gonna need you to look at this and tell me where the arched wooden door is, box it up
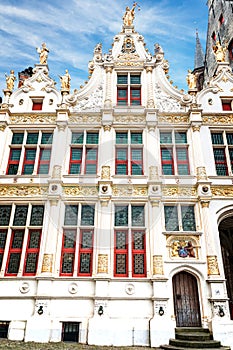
[173,271,201,327]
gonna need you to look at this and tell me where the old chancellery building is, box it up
[0,1,233,348]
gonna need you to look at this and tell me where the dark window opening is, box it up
[0,321,9,339]
[62,322,80,343]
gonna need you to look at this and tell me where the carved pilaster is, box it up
[145,64,155,108]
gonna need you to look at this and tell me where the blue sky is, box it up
[0,0,208,96]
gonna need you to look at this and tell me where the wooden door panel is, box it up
[173,271,201,327]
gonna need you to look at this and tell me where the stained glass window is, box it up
[62,253,74,274]
[79,253,92,273]
[164,206,179,231]
[132,206,144,226]
[81,230,93,248]
[64,205,78,226]
[28,230,41,248]
[63,230,76,248]
[0,206,12,226]
[13,206,28,226]
[116,230,127,249]
[7,253,21,274]
[11,230,24,248]
[24,253,38,273]
[115,206,128,226]
[30,206,44,226]
[181,206,196,231]
[116,254,127,275]
[81,205,94,226]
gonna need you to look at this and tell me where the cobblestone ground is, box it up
[0,340,159,350]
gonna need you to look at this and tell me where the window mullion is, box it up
[18,227,29,276]
[178,205,183,231]
[127,72,130,106]
[224,131,232,175]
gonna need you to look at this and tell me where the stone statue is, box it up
[5,70,16,91]
[37,42,49,64]
[59,69,71,90]
[186,69,197,89]
[123,3,137,26]
[213,41,226,62]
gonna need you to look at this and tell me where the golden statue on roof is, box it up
[123,2,138,26]
[5,70,16,91]
[37,42,49,64]
[213,41,226,62]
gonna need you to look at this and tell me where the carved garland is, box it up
[0,185,48,197]
[10,115,56,124]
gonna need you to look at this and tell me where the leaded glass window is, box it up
[181,206,196,231]
[71,132,84,144]
[164,206,179,231]
[132,206,144,226]
[81,205,94,226]
[30,206,44,226]
[211,131,233,175]
[13,206,28,226]
[79,253,92,274]
[115,206,128,226]
[64,205,78,226]
[26,133,39,144]
[116,132,128,144]
[160,130,189,175]
[86,132,99,144]
[117,73,141,106]
[7,131,53,176]
[7,253,21,274]
[62,253,74,274]
[0,206,12,226]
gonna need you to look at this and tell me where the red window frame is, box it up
[130,87,141,105]
[7,148,21,175]
[114,230,128,277]
[117,87,128,105]
[78,229,93,276]
[22,148,36,175]
[60,229,76,276]
[5,230,24,276]
[161,147,174,175]
[37,147,51,174]
[23,229,41,276]
[213,148,228,175]
[131,148,143,175]
[69,147,82,174]
[84,147,98,174]
[116,147,128,175]
[132,230,146,277]
[176,146,190,175]
[0,230,7,269]
[32,102,43,110]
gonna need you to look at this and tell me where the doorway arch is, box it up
[219,216,233,319]
[173,271,201,327]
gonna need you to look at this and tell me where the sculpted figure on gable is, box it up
[154,83,182,112]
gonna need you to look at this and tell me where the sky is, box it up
[0,0,208,97]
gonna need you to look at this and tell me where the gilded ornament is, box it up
[37,42,49,65]
[162,186,197,197]
[10,115,56,124]
[169,237,198,259]
[186,70,197,89]
[196,166,208,181]
[114,115,145,124]
[192,125,201,132]
[112,185,147,197]
[153,255,164,275]
[63,186,98,197]
[0,124,6,131]
[59,69,71,91]
[97,254,108,274]
[5,70,16,91]
[41,254,53,273]
[207,255,220,275]
[101,166,111,180]
[122,3,137,26]
[158,115,189,124]
[212,41,226,62]
[0,185,48,197]
[69,115,101,124]
[203,115,233,125]
[201,201,210,208]
[211,186,233,197]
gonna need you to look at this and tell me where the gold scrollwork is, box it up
[41,254,53,273]
[211,186,233,197]
[162,186,197,197]
[203,115,233,125]
[158,115,189,124]
[0,185,48,197]
[63,186,98,197]
[112,185,147,197]
[207,255,220,275]
[10,115,56,124]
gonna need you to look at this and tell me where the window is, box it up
[117,73,141,106]
[0,204,44,276]
[69,131,99,175]
[114,205,146,277]
[115,131,143,175]
[7,131,53,175]
[211,132,233,175]
[221,100,232,111]
[60,204,95,276]
[160,131,190,175]
[32,98,43,111]
[164,205,196,231]
[212,31,216,41]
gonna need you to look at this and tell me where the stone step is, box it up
[175,327,211,334]
[169,338,221,348]
[176,332,213,341]
[160,345,231,350]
